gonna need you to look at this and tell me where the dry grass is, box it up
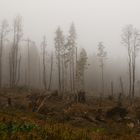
[1,89,140,139]
[0,109,140,140]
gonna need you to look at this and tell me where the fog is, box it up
[0,0,140,96]
[1,0,140,52]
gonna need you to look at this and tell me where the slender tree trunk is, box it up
[111,81,114,97]
[69,57,73,92]
[64,52,68,92]
[43,50,47,90]
[72,52,75,92]
[58,54,61,92]
[61,56,65,92]
[75,47,78,92]
[0,55,2,88]
[0,38,3,88]
[25,67,27,87]
[128,49,132,99]
[48,53,53,91]
[101,64,104,97]
[120,77,124,95]
[63,51,67,92]
[42,37,47,90]
[38,56,41,88]
[27,40,30,89]
[132,51,136,101]
[16,55,21,85]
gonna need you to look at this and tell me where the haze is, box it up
[0,0,140,55]
[0,0,140,95]
[1,1,140,138]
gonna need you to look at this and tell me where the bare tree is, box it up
[111,81,114,97]
[41,36,47,90]
[62,45,70,92]
[66,23,77,92]
[77,48,88,91]
[122,25,140,102]
[0,20,9,88]
[119,77,124,95]
[24,38,32,89]
[54,27,65,93]
[48,52,54,91]
[97,42,107,99]
[9,15,23,87]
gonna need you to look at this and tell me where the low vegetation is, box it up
[0,89,140,140]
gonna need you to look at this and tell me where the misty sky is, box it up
[0,0,140,60]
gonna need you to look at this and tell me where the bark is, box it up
[120,77,124,95]
[42,37,47,90]
[111,81,114,96]
[48,53,53,91]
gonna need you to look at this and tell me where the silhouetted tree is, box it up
[119,77,124,95]
[77,48,88,91]
[48,52,54,91]
[54,27,65,92]
[122,25,140,102]
[41,36,47,90]
[66,23,77,92]
[24,38,33,89]
[111,81,114,97]
[97,42,107,99]
[9,15,23,87]
[0,20,9,88]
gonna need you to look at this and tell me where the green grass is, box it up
[0,110,140,140]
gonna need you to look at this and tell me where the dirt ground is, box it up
[1,88,140,139]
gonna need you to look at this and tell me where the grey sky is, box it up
[0,0,140,59]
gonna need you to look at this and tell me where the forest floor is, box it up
[0,88,140,140]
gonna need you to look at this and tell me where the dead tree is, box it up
[76,48,88,91]
[78,91,86,103]
[120,77,124,95]
[122,25,140,102]
[41,36,47,90]
[63,47,69,92]
[111,81,114,97]
[48,52,54,91]
[8,98,12,107]
[23,38,32,89]
[0,20,9,88]
[54,27,65,93]
[9,15,23,87]
[66,23,77,92]
[97,42,107,99]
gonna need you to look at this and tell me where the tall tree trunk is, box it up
[132,51,136,102]
[0,38,3,88]
[48,53,53,91]
[27,40,30,89]
[43,51,47,90]
[72,53,75,92]
[69,57,73,92]
[128,54,132,99]
[58,54,61,92]
[111,81,114,97]
[120,77,124,95]
[101,64,104,98]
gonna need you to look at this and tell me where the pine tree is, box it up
[54,27,65,93]
[77,48,88,91]
[66,23,77,92]
[97,42,107,99]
